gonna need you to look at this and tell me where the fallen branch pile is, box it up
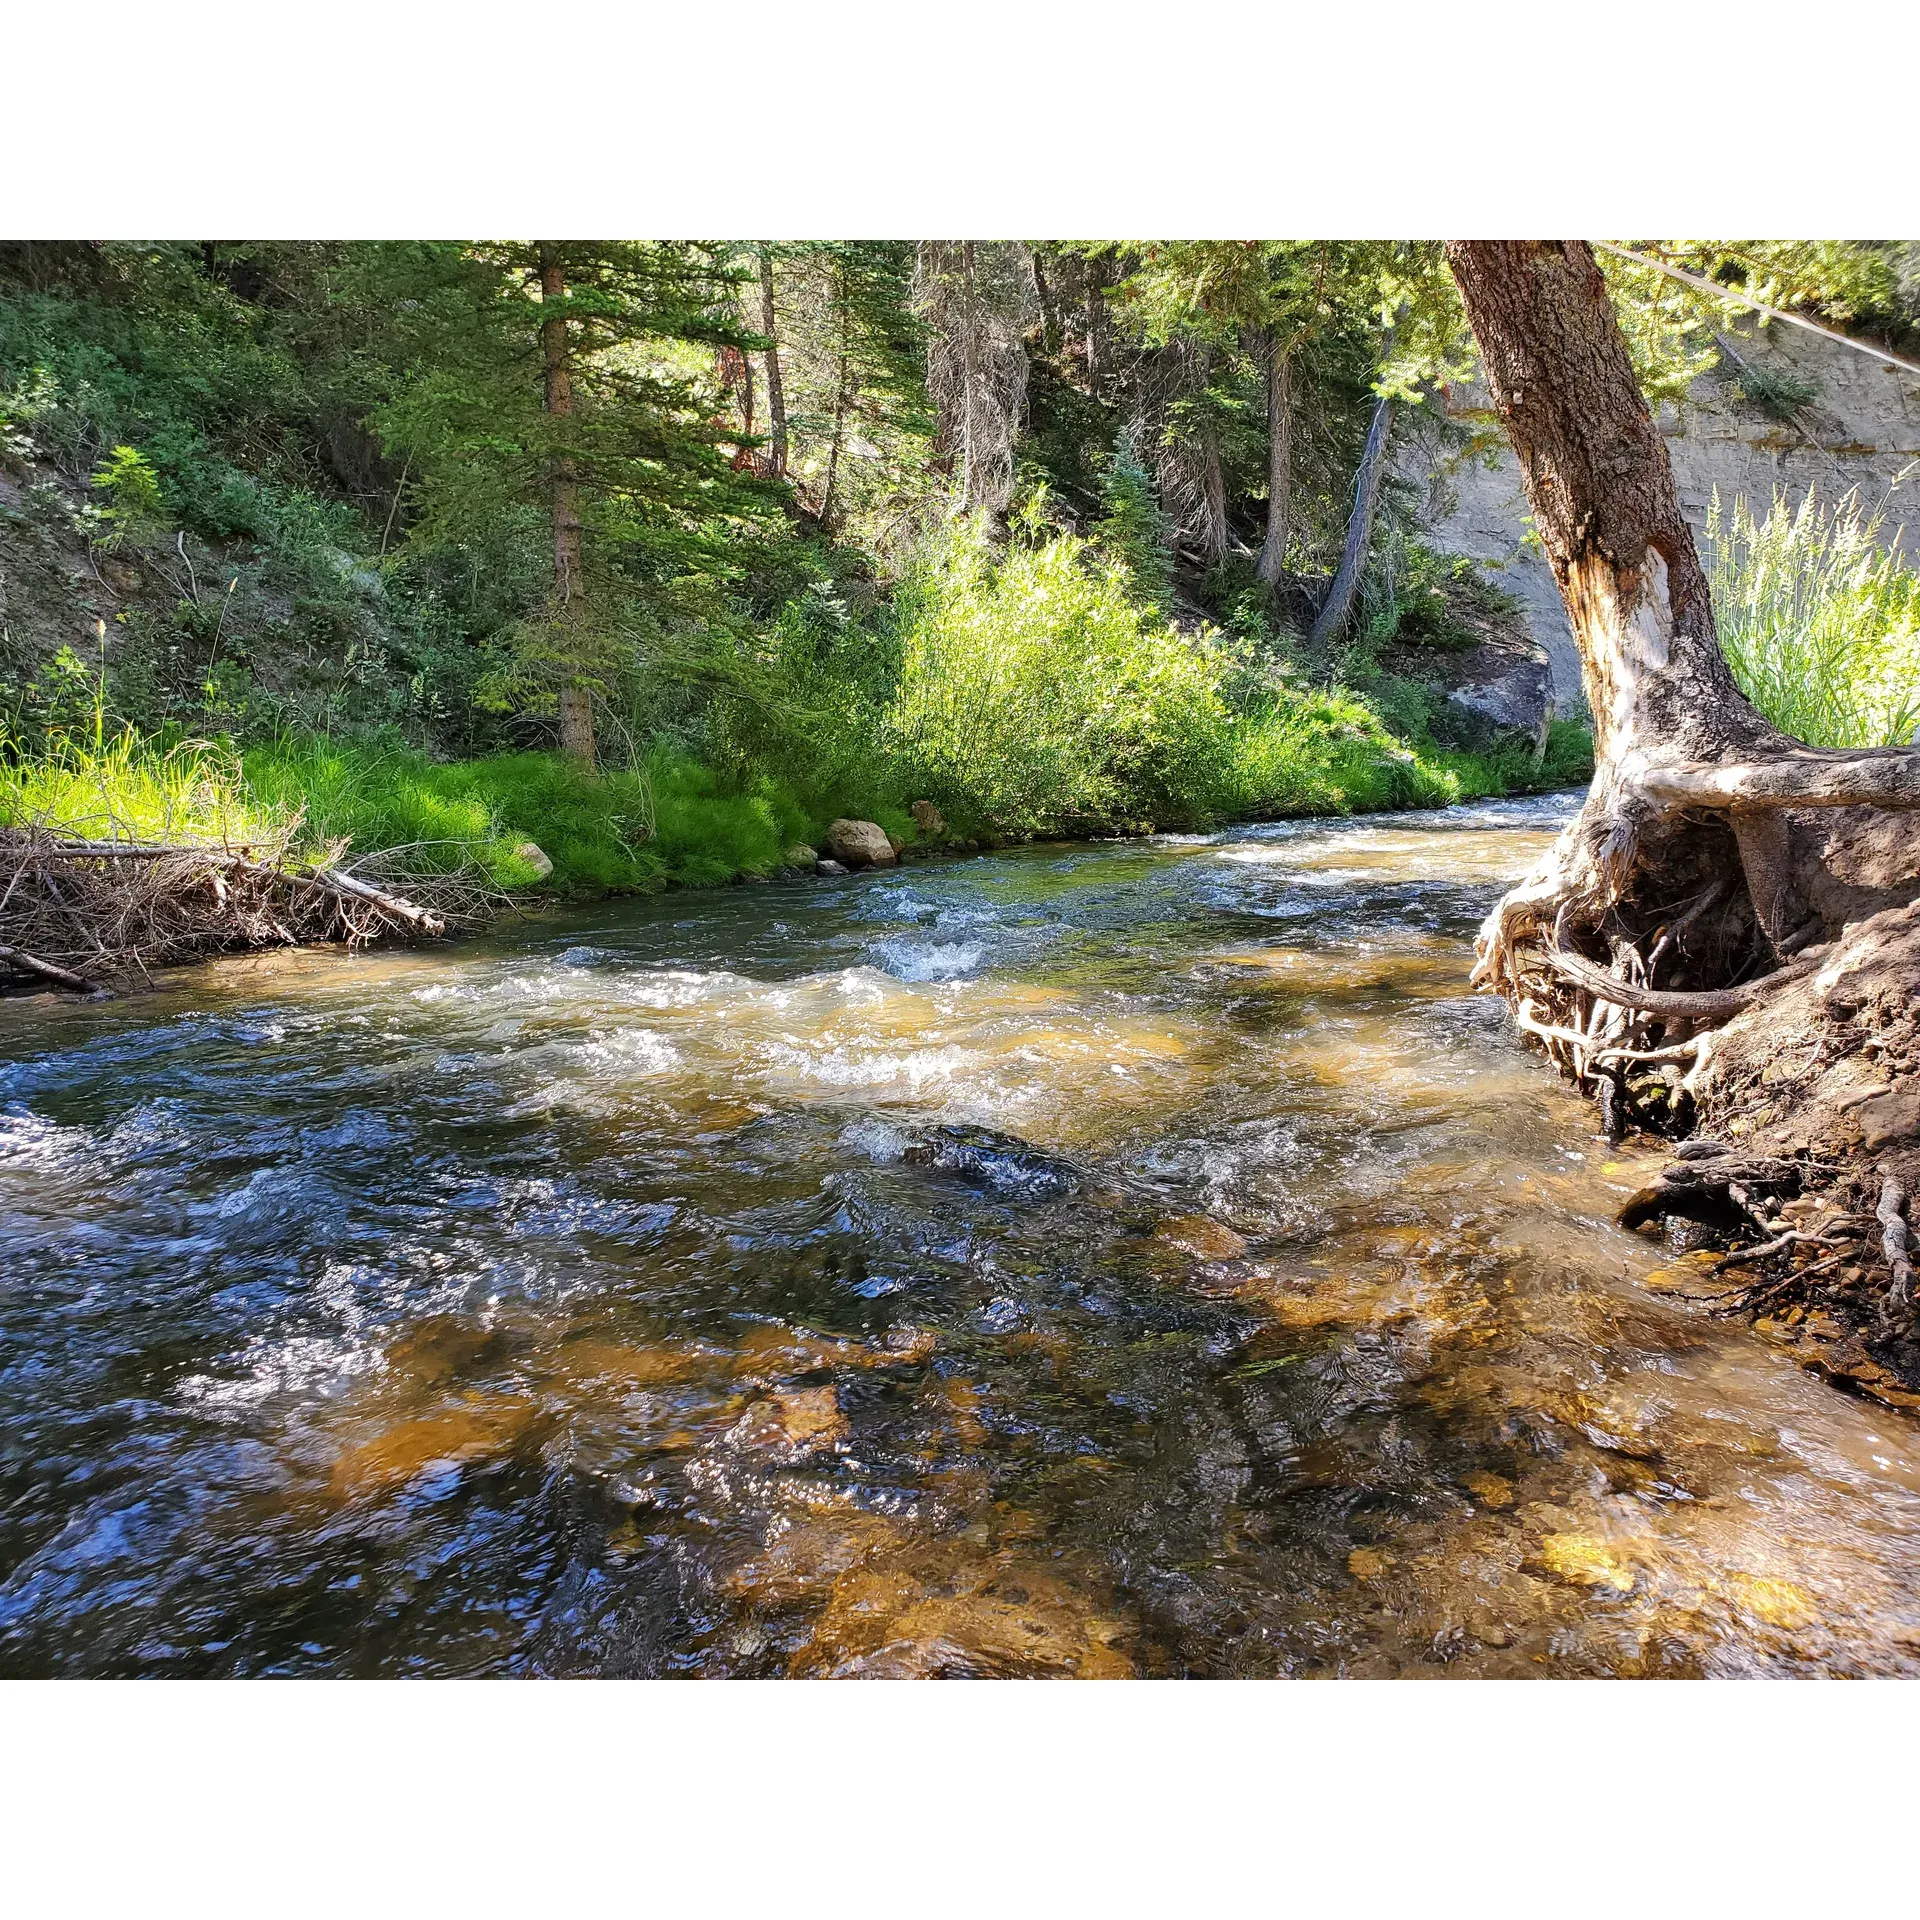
[0,822,475,994]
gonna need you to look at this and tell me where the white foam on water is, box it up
[766,1040,977,1093]
[617,968,748,1010]
[873,938,986,983]
[580,1028,681,1074]
[839,1116,914,1162]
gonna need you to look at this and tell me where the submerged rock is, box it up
[326,1395,539,1502]
[1150,1215,1249,1261]
[826,818,897,870]
[901,1124,1088,1198]
[726,1384,850,1462]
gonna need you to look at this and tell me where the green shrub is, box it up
[89,444,164,547]
[1708,486,1920,747]
[883,518,1231,831]
[1364,535,1514,652]
[1735,363,1819,422]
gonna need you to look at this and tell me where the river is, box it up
[3,791,1918,1676]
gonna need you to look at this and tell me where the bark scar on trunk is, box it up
[1446,239,1920,1373]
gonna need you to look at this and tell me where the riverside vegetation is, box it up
[2,241,1916,988]
[8,238,1920,1677]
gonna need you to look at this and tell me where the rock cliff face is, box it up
[1412,320,1920,714]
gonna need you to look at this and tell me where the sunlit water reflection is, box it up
[4,792,1919,1675]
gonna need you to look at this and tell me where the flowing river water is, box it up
[5,791,1920,1678]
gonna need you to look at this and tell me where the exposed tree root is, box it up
[0,825,485,994]
[1443,239,1920,1410]
[1492,811,1920,1404]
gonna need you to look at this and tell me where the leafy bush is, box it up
[880,519,1586,835]
[883,518,1230,831]
[1708,486,1920,747]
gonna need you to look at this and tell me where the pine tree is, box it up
[371,241,770,766]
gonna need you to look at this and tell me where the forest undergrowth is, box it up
[16,239,1911,977]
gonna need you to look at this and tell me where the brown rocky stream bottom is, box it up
[4,792,1920,1677]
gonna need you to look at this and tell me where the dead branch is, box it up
[0,824,460,992]
[1877,1175,1914,1322]
[0,942,99,992]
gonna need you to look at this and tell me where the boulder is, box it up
[510,840,554,880]
[826,818,897,870]
[783,843,818,871]
[1442,639,1552,752]
[909,799,947,838]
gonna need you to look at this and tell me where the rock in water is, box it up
[901,1124,1087,1198]
[511,840,554,880]
[725,1384,849,1462]
[910,800,946,838]
[826,819,898,869]
[815,858,849,877]
[1443,638,1552,752]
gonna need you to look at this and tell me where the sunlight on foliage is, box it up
[1709,486,1920,748]
[0,726,284,848]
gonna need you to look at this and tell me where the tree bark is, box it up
[821,327,851,531]
[1198,422,1229,569]
[1444,242,1920,1346]
[1309,393,1392,646]
[539,244,595,769]
[1255,328,1293,595]
[1445,242,1772,775]
[758,247,788,482]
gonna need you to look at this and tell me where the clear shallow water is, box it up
[4,792,1920,1677]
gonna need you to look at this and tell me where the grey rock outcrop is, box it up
[1407,318,1920,715]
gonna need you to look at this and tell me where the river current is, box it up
[4,791,1918,1676]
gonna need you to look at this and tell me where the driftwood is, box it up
[0,826,462,993]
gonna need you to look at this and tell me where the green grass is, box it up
[1709,486,1920,748]
[2,514,1596,913]
[242,738,661,890]
[0,726,285,848]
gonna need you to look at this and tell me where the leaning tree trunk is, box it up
[758,247,788,482]
[539,245,595,769]
[1447,240,1920,1356]
[1254,328,1293,596]
[1309,392,1392,646]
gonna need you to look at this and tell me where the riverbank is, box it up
[0,720,1594,995]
